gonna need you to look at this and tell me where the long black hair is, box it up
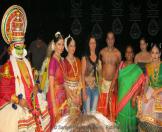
[84,34,99,58]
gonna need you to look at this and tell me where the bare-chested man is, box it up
[97,31,121,121]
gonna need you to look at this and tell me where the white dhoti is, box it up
[0,93,50,132]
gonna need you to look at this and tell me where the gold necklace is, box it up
[151,63,160,82]
[54,55,65,74]
[67,57,78,78]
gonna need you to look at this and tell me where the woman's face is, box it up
[140,39,147,51]
[55,39,64,55]
[125,46,134,62]
[89,38,96,52]
[151,46,161,62]
[67,40,76,55]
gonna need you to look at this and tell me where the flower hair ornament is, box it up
[55,31,62,38]
[151,42,162,49]
[64,35,71,51]
[51,40,55,51]
[64,34,75,51]
[52,31,62,51]
[159,43,162,49]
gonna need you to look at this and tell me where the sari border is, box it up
[137,96,162,127]
[138,115,162,127]
[116,74,145,115]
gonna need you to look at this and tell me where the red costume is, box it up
[0,5,50,132]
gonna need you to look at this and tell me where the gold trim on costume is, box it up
[100,79,111,93]
[138,115,162,126]
[0,65,13,78]
[137,96,162,126]
[17,60,31,87]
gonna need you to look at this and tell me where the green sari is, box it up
[116,63,144,132]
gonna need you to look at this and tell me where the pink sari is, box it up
[47,57,67,130]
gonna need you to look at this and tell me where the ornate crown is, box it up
[1,5,27,45]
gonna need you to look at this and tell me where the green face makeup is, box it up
[14,45,25,56]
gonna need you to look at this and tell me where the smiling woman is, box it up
[137,44,162,132]
[46,32,67,130]
[63,35,82,115]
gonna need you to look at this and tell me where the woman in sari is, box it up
[47,32,67,129]
[63,35,82,115]
[116,45,145,132]
[137,44,162,132]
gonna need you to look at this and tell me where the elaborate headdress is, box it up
[1,5,27,46]
[64,34,75,51]
[55,31,62,39]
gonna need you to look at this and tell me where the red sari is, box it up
[47,57,67,129]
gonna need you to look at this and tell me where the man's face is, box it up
[106,32,115,47]
[14,45,25,57]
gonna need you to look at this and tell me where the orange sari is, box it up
[64,57,82,115]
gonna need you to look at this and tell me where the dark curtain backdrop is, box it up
[0,0,162,59]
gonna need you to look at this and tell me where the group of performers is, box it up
[0,5,162,132]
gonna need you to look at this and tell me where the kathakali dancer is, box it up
[0,5,50,132]
[63,35,82,115]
